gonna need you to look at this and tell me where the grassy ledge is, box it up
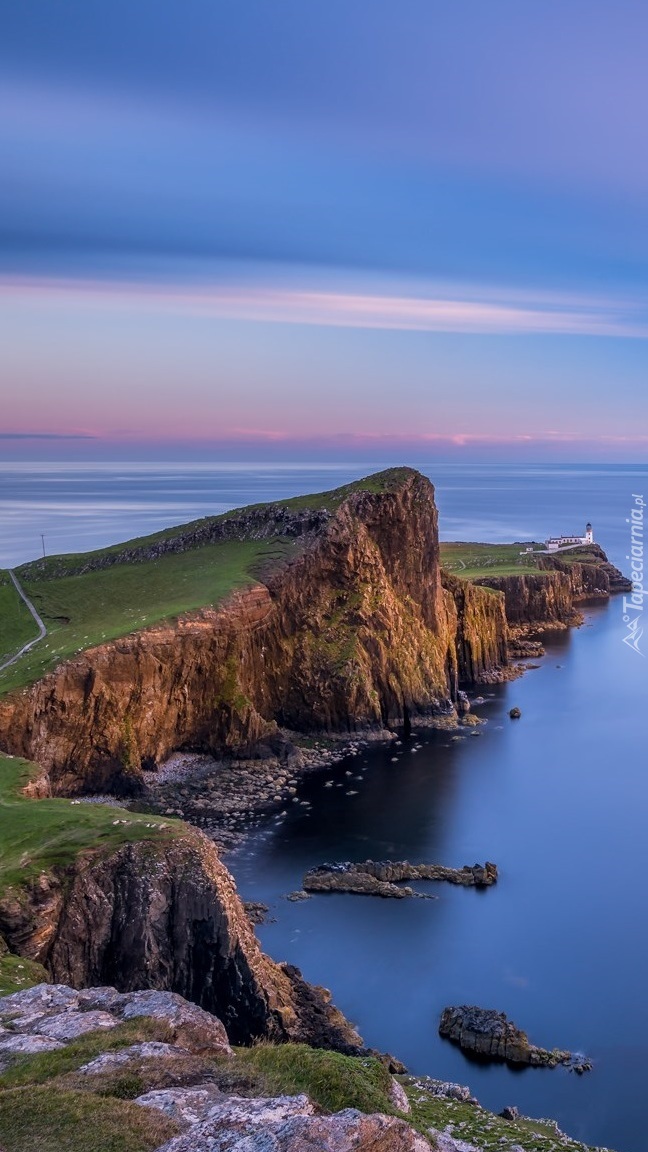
[440,541,545,579]
[0,754,182,893]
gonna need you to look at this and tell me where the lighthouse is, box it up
[585,522,593,544]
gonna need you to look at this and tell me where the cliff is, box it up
[473,545,630,628]
[0,473,631,796]
[0,470,460,794]
[0,819,360,1052]
[441,573,508,682]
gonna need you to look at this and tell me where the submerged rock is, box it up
[439,1005,592,1072]
[303,860,497,897]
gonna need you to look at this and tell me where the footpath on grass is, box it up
[0,572,47,674]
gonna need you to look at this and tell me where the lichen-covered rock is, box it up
[0,1032,64,1067]
[114,990,231,1056]
[78,1042,186,1074]
[149,1094,431,1152]
[33,1008,118,1041]
[135,1085,227,1126]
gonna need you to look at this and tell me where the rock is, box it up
[134,1085,226,1126]
[0,982,79,1024]
[303,860,497,897]
[508,707,521,719]
[0,1032,64,1066]
[243,901,271,925]
[0,832,363,1055]
[427,1132,482,1152]
[115,990,232,1057]
[149,1092,430,1152]
[78,1042,186,1074]
[439,1006,591,1071]
[34,1009,119,1042]
[388,1076,411,1113]
[499,1105,519,1120]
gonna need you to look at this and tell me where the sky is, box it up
[2,1,648,461]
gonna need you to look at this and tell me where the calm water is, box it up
[1,461,647,1151]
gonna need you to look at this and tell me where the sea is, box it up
[1,460,647,1152]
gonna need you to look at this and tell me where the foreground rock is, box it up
[148,1093,430,1152]
[303,861,497,898]
[0,983,232,1068]
[0,981,429,1151]
[439,1006,592,1072]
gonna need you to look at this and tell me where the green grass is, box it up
[232,1042,395,1115]
[440,541,544,580]
[0,1019,175,1086]
[0,951,48,996]
[0,1086,179,1152]
[405,1078,606,1152]
[0,574,39,663]
[0,755,182,891]
[0,1028,613,1152]
[0,538,294,696]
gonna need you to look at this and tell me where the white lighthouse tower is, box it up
[585,522,593,544]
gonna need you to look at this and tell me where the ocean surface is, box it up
[1,461,647,1152]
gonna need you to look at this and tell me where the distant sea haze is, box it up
[1,460,646,570]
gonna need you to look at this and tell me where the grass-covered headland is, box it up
[0,468,414,697]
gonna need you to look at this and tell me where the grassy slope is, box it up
[0,468,412,698]
[0,538,294,696]
[0,755,181,892]
[440,541,544,579]
[0,574,39,662]
[0,1031,609,1152]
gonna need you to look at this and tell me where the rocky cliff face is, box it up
[0,827,360,1052]
[441,574,509,682]
[0,471,460,793]
[473,547,630,628]
[473,570,578,627]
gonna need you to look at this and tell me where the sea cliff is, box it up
[0,470,460,793]
[0,470,630,795]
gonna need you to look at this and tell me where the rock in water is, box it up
[438,1006,592,1071]
[303,860,497,897]
[509,706,521,719]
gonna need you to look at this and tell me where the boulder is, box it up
[149,1094,431,1152]
[115,990,232,1057]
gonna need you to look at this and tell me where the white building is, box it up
[545,523,593,551]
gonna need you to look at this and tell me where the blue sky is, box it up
[2,1,648,459]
